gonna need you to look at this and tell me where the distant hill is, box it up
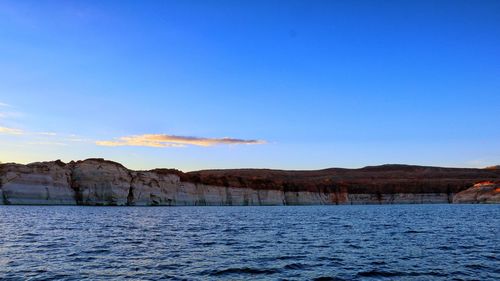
[180,164,500,194]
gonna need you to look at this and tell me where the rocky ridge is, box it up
[0,159,499,205]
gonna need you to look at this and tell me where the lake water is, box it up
[0,204,498,280]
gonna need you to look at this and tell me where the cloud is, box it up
[0,127,60,137]
[36,132,57,136]
[0,126,23,135]
[0,102,10,107]
[66,137,91,142]
[26,141,68,146]
[96,134,266,148]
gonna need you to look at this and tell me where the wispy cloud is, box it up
[0,126,23,135]
[0,103,90,147]
[66,137,91,142]
[26,141,68,146]
[0,127,60,137]
[36,132,57,136]
[0,111,23,119]
[96,134,266,148]
[465,158,500,168]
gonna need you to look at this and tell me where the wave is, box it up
[207,267,280,276]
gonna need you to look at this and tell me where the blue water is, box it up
[0,205,498,280]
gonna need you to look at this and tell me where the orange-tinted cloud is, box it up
[96,134,266,148]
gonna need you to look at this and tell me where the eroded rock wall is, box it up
[70,159,132,205]
[129,171,180,206]
[0,161,75,205]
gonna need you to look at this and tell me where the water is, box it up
[0,205,498,280]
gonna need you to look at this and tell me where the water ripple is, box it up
[0,204,498,280]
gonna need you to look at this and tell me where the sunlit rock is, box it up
[453,181,500,203]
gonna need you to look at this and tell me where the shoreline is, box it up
[1,158,499,206]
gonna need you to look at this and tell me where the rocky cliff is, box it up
[0,160,75,205]
[452,181,500,203]
[0,159,499,205]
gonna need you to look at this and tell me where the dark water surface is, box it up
[0,205,498,280]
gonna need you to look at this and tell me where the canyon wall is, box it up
[0,159,499,205]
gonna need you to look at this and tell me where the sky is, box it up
[0,0,499,171]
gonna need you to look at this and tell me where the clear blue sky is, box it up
[0,0,499,171]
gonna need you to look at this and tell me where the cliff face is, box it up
[71,159,132,205]
[129,171,180,206]
[0,159,499,205]
[0,161,75,205]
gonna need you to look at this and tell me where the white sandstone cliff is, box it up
[0,161,75,205]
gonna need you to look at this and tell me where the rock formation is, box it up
[71,159,131,205]
[0,160,75,205]
[1,159,499,205]
[453,181,500,203]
